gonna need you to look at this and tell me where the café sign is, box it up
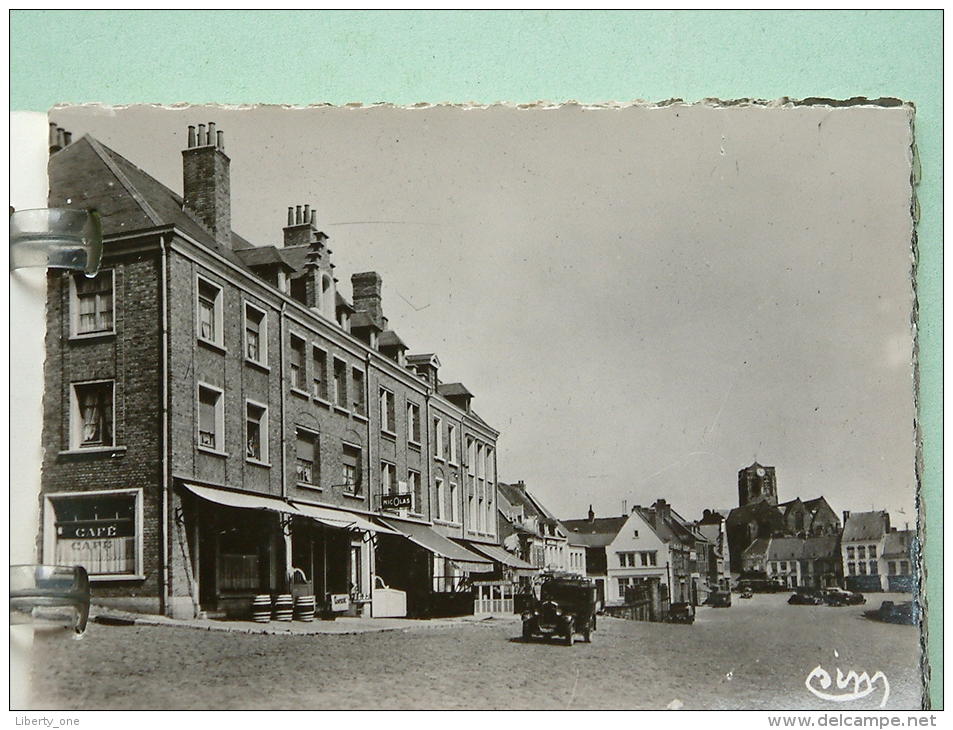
[381,494,412,510]
[56,519,133,539]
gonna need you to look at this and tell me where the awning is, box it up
[292,501,398,535]
[378,518,494,573]
[463,541,539,575]
[181,482,299,516]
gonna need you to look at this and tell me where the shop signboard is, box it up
[330,593,349,612]
[381,494,412,510]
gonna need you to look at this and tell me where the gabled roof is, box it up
[378,330,408,350]
[801,535,839,559]
[742,537,771,557]
[49,136,253,268]
[406,353,441,367]
[882,529,915,557]
[335,292,355,312]
[843,511,889,542]
[766,537,804,561]
[235,245,296,271]
[437,382,473,398]
[561,515,629,548]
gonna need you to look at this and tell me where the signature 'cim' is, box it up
[805,664,890,708]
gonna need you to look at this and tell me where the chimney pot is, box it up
[64,131,72,146]
[56,128,66,149]
[197,123,206,146]
[303,204,311,222]
[310,210,316,226]
[49,122,58,147]
[216,130,224,150]
[188,125,196,148]
[208,122,216,144]
[296,205,303,224]
[287,207,294,226]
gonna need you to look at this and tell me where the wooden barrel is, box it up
[252,594,272,623]
[294,594,316,622]
[273,593,294,622]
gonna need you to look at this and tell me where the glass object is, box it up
[10,564,91,636]
[10,208,102,276]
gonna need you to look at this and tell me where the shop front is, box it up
[461,540,539,615]
[375,517,493,618]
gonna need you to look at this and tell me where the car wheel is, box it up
[583,626,592,643]
[522,623,532,641]
[566,632,574,646]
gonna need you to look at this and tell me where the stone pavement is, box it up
[91,604,519,636]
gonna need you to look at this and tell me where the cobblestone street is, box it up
[26,593,922,711]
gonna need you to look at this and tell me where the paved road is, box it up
[26,592,922,710]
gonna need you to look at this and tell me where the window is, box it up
[868,544,877,559]
[72,271,114,335]
[311,347,328,400]
[486,448,495,483]
[296,429,318,486]
[449,480,459,522]
[435,477,445,521]
[633,530,640,538]
[407,402,421,444]
[846,546,855,560]
[477,443,485,479]
[899,560,910,575]
[245,401,268,463]
[380,461,397,495]
[857,545,866,560]
[858,561,867,575]
[46,490,141,579]
[448,424,458,463]
[342,443,363,495]
[779,561,787,571]
[408,470,422,514]
[71,381,114,449]
[289,336,306,391]
[333,359,347,409]
[352,369,366,416]
[868,560,878,575]
[380,388,395,433]
[640,551,657,567]
[888,561,897,576]
[618,552,635,567]
[244,303,267,365]
[466,437,475,475]
[847,562,856,576]
[197,384,224,451]
[433,417,443,459]
[197,277,223,346]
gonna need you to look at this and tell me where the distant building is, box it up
[696,509,732,592]
[726,461,840,573]
[496,481,583,576]
[841,511,890,592]
[881,529,917,593]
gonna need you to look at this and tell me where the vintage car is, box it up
[739,587,754,599]
[706,590,732,607]
[667,602,696,624]
[521,576,597,645]
[788,588,825,605]
[822,587,865,606]
[866,600,918,625]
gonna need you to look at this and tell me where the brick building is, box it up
[40,122,505,619]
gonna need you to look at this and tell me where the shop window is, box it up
[352,369,366,416]
[197,277,223,347]
[289,335,306,391]
[311,347,328,400]
[70,380,114,449]
[407,402,421,444]
[244,302,267,366]
[46,490,141,579]
[379,388,395,433]
[245,401,268,464]
[72,270,114,336]
[197,383,224,452]
[333,359,348,409]
[296,429,319,486]
[342,443,363,496]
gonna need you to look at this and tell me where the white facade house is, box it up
[604,512,670,605]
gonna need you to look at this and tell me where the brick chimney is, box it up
[654,498,671,523]
[284,205,336,319]
[48,123,71,154]
[183,123,231,248]
[352,272,384,328]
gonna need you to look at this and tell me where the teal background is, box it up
[10,9,942,708]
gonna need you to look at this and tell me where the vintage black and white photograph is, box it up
[18,102,922,710]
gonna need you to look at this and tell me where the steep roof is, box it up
[767,537,804,561]
[378,330,408,350]
[801,535,839,559]
[882,529,915,557]
[235,245,296,271]
[727,500,783,525]
[437,382,473,398]
[843,511,889,542]
[49,135,253,268]
[561,515,629,548]
[742,537,771,557]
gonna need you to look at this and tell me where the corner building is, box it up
[40,122,501,619]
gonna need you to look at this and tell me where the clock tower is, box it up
[738,462,778,507]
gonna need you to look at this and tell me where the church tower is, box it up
[737,462,778,507]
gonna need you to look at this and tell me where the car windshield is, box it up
[540,582,591,606]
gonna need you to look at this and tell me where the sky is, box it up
[51,103,918,526]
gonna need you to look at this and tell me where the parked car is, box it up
[10,564,90,636]
[667,602,696,624]
[823,587,865,606]
[521,576,597,645]
[866,600,918,625]
[706,590,732,607]
[788,588,825,605]
[740,587,754,599]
